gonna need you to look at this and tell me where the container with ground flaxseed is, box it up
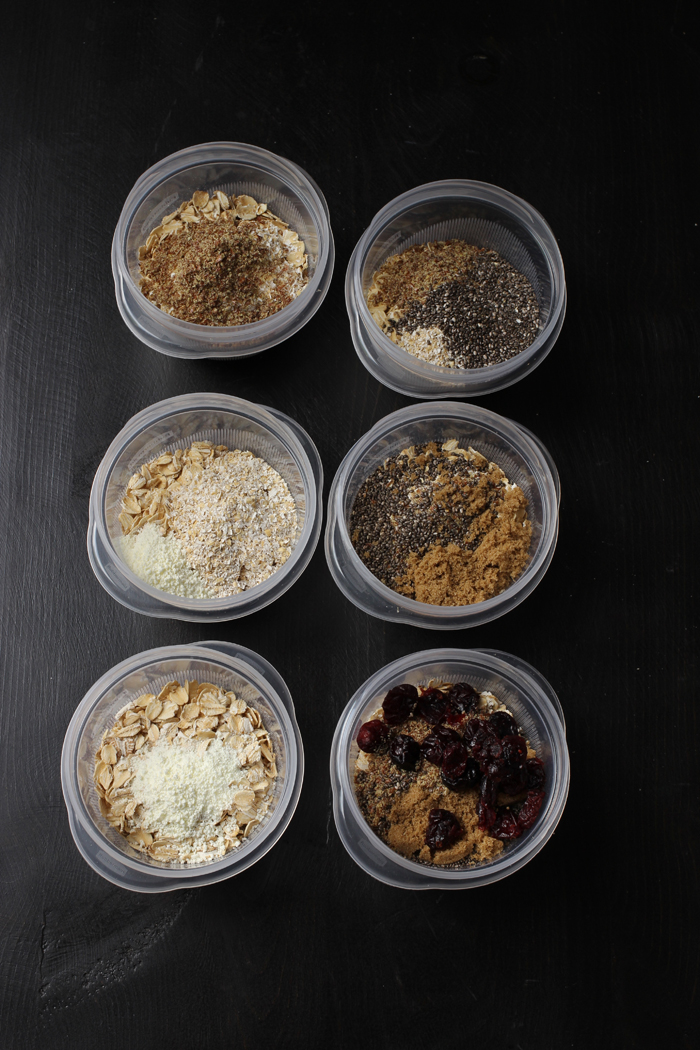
[346,181,566,398]
[112,143,334,358]
[324,402,559,629]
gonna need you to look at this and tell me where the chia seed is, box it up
[367,241,539,369]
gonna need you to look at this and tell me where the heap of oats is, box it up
[119,441,298,598]
[94,679,277,865]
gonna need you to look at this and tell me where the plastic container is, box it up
[325,401,559,629]
[346,180,566,398]
[88,393,323,621]
[112,142,334,358]
[331,648,568,889]
[61,641,303,892]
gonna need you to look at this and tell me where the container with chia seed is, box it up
[324,402,560,629]
[345,180,566,398]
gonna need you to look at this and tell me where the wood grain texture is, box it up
[0,3,698,1048]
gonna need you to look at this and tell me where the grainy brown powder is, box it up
[138,190,308,325]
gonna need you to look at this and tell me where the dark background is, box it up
[1,1,698,1047]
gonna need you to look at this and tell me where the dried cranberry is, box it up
[447,682,480,720]
[501,734,528,766]
[463,717,489,748]
[356,719,389,753]
[443,753,481,790]
[388,733,421,771]
[499,764,528,797]
[425,808,462,851]
[491,808,522,841]
[517,790,545,830]
[472,726,503,773]
[382,684,418,725]
[477,776,499,830]
[441,741,468,777]
[461,757,482,787]
[489,711,518,738]
[416,688,448,725]
[421,725,461,765]
[525,758,546,790]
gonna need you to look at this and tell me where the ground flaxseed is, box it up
[367,240,539,368]
[349,440,531,606]
[138,190,308,325]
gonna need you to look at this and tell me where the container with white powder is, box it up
[61,641,304,892]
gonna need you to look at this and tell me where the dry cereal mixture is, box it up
[95,679,277,864]
[349,440,531,606]
[138,189,308,325]
[367,240,539,368]
[119,441,297,598]
[354,680,547,867]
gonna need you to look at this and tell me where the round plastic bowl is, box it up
[331,648,568,889]
[61,641,303,892]
[112,142,334,358]
[88,393,323,621]
[325,401,559,629]
[346,180,566,398]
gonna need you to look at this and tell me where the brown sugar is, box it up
[350,439,532,606]
[400,512,531,606]
[385,774,504,867]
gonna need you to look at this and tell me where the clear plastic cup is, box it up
[88,393,323,621]
[346,180,566,398]
[61,641,303,892]
[325,401,559,629]
[330,648,569,889]
[112,142,334,358]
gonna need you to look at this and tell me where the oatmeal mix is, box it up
[95,679,277,865]
[349,440,531,606]
[367,240,539,368]
[355,680,547,867]
[138,189,308,325]
[119,441,297,599]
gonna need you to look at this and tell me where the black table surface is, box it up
[2,3,698,1048]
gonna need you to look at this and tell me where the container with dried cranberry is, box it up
[330,648,569,890]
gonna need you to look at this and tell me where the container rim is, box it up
[113,140,333,342]
[329,401,559,622]
[89,392,321,613]
[349,178,566,383]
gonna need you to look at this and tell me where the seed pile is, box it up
[349,440,532,606]
[367,240,539,368]
[355,680,547,868]
[119,441,297,598]
[138,189,308,325]
[94,679,277,865]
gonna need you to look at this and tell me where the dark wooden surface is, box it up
[1,3,698,1048]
